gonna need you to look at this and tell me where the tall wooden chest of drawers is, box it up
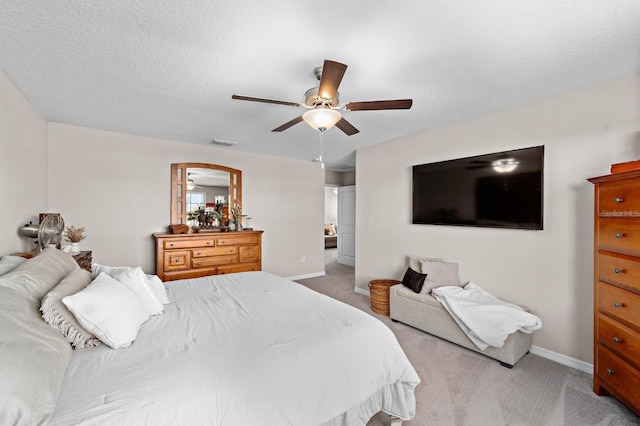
[154,230,263,281]
[589,169,640,415]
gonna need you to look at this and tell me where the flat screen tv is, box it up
[412,146,544,230]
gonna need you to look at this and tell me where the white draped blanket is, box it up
[49,271,419,425]
[432,282,542,351]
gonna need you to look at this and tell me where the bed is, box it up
[0,248,419,425]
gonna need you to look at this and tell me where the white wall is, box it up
[47,123,325,278]
[0,71,48,254]
[356,74,640,363]
[324,187,338,225]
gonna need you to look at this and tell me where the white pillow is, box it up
[62,273,149,349]
[92,263,170,306]
[419,259,461,294]
[408,255,443,273]
[106,267,163,316]
[0,255,27,276]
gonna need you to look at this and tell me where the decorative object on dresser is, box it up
[154,230,263,281]
[64,225,86,254]
[167,224,189,234]
[588,163,640,416]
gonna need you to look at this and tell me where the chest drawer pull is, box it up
[613,301,623,308]
[614,268,623,274]
[613,337,623,343]
[169,243,174,247]
[614,197,624,203]
[606,368,615,375]
[206,241,212,245]
[196,252,201,256]
[196,262,202,266]
[614,233,624,239]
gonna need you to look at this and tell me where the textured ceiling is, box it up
[1,1,639,170]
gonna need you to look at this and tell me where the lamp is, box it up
[492,158,519,173]
[302,108,342,131]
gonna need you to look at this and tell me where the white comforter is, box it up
[432,282,542,351]
[49,271,419,425]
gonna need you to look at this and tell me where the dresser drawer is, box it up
[598,282,640,330]
[216,235,259,246]
[596,345,640,410]
[598,314,640,369]
[598,252,640,292]
[164,251,190,271]
[239,245,260,263]
[217,262,261,275]
[598,219,640,257]
[164,238,215,250]
[192,246,238,257]
[598,179,640,215]
[191,254,238,269]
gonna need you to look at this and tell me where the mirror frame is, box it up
[171,163,242,225]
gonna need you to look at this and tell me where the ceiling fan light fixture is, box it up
[491,158,519,173]
[303,108,342,131]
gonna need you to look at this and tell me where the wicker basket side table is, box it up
[369,279,401,316]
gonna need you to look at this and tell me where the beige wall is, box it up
[356,74,640,363]
[0,71,48,254]
[47,123,325,278]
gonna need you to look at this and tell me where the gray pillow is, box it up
[0,255,27,276]
[419,259,461,294]
[0,286,72,425]
[0,247,79,302]
[41,269,103,349]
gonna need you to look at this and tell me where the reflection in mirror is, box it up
[171,163,242,226]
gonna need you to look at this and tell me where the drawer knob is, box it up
[207,242,211,245]
[169,243,174,247]
[614,233,624,239]
[613,301,623,308]
[613,337,623,343]
[196,262,201,266]
[197,252,201,256]
[606,368,615,375]
[614,197,624,203]
[614,268,623,274]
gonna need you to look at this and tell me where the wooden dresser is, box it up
[588,169,640,415]
[154,230,263,281]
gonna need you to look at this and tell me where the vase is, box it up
[71,242,80,254]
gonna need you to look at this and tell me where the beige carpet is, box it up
[296,251,639,426]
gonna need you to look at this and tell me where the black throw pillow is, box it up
[402,267,428,293]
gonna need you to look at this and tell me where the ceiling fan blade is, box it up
[272,116,304,132]
[345,99,413,111]
[317,60,347,100]
[232,94,303,108]
[335,118,359,136]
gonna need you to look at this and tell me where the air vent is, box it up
[210,138,237,146]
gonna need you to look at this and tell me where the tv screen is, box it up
[412,146,544,230]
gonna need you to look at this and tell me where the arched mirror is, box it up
[171,163,241,225]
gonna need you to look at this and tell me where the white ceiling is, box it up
[1,1,639,171]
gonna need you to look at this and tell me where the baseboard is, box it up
[287,271,325,281]
[354,288,593,374]
[354,286,370,297]
[530,345,593,374]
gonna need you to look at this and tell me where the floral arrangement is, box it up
[65,226,86,243]
[230,203,242,220]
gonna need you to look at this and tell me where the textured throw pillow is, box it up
[408,255,443,273]
[0,248,79,302]
[40,268,103,349]
[401,267,428,293]
[62,273,149,349]
[0,255,27,276]
[419,259,461,294]
[92,263,170,306]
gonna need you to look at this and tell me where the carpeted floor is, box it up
[295,250,639,426]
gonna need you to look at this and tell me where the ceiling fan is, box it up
[232,59,413,135]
